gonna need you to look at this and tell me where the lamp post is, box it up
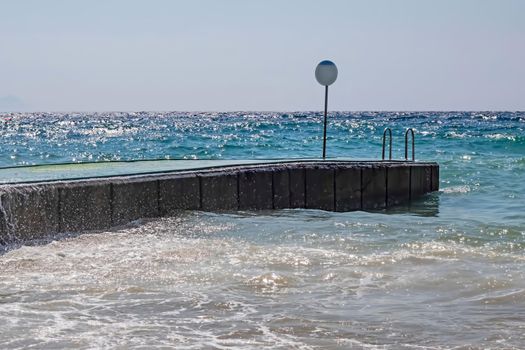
[315,60,338,159]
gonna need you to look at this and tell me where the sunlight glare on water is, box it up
[0,112,524,348]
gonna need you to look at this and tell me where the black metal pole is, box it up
[322,85,328,159]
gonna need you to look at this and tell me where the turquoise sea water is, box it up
[0,112,524,349]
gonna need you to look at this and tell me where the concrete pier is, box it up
[0,160,439,245]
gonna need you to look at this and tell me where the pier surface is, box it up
[0,160,438,245]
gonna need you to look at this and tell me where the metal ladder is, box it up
[382,128,392,160]
[381,128,415,161]
[405,128,415,161]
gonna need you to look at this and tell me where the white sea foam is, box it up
[441,185,471,194]
[486,133,516,141]
[1,211,524,349]
[446,131,468,139]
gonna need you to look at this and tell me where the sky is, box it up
[1,0,524,112]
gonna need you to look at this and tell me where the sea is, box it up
[0,111,524,349]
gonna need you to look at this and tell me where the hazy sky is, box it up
[1,0,524,111]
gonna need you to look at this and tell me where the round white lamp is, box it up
[315,60,338,86]
[315,60,338,159]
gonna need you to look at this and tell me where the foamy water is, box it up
[1,112,524,348]
[1,208,524,349]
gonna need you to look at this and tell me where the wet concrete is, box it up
[0,160,438,244]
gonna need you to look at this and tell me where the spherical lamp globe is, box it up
[315,60,338,86]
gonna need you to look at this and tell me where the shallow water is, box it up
[0,112,524,348]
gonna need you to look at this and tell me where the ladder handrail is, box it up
[382,128,392,160]
[405,128,415,161]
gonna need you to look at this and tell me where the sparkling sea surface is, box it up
[0,111,524,349]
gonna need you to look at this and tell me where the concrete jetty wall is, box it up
[0,161,438,245]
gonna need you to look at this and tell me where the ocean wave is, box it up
[486,133,517,141]
[467,288,525,305]
[1,211,525,348]
[445,131,469,139]
[441,185,471,194]
[246,272,293,293]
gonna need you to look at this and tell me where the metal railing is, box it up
[382,128,392,160]
[405,128,415,161]
[381,128,416,161]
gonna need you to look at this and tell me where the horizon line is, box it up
[1,110,524,114]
